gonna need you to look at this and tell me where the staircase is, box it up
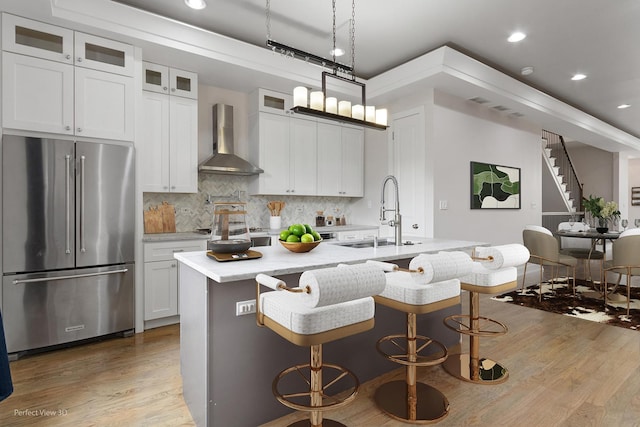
[541,130,583,213]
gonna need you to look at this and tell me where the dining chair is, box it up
[603,232,640,315]
[522,225,577,300]
[557,222,605,285]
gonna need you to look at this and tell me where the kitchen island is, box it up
[175,237,487,427]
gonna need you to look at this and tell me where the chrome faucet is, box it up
[380,175,402,246]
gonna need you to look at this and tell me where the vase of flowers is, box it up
[582,195,620,233]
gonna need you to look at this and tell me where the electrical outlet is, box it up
[235,299,256,316]
[439,200,448,210]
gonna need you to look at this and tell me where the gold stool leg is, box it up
[443,291,509,384]
[375,313,449,424]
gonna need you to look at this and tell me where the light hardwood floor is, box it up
[1,292,639,426]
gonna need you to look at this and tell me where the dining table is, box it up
[553,228,623,300]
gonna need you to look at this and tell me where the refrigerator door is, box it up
[75,141,134,267]
[2,135,76,273]
[2,264,134,354]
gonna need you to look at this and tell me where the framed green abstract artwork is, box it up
[470,161,521,209]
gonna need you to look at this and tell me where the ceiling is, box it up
[110,0,640,143]
[2,0,638,150]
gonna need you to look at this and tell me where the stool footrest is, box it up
[273,362,359,412]
[442,353,509,384]
[288,419,347,427]
[374,380,449,424]
[443,314,508,337]
[376,334,448,367]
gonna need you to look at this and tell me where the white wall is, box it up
[352,90,543,246]
[431,92,542,245]
[567,145,614,201]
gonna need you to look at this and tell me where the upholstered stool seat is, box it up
[370,252,473,424]
[443,244,529,385]
[257,263,386,427]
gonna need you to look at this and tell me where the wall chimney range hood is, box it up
[198,104,263,176]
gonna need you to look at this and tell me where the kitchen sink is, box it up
[334,240,419,248]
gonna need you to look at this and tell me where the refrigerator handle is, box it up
[65,154,72,254]
[80,155,86,253]
[12,268,129,285]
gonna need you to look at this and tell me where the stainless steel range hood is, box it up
[198,104,263,175]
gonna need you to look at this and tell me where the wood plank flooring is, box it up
[1,291,639,426]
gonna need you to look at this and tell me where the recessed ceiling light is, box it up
[185,0,206,10]
[521,66,534,76]
[330,48,345,57]
[571,73,587,81]
[508,32,526,43]
[618,104,631,109]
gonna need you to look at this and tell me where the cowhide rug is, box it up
[491,278,640,331]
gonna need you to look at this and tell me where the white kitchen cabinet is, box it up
[144,239,206,325]
[74,32,134,76]
[143,61,198,99]
[317,122,364,197]
[2,13,74,64]
[2,14,134,77]
[2,52,134,140]
[250,88,293,116]
[140,86,198,193]
[1,14,134,140]
[2,52,74,135]
[249,112,317,195]
[75,66,134,140]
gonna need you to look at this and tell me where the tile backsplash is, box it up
[143,174,354,232]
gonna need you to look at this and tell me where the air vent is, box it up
[492,105,510,112]
[469,96,490,104]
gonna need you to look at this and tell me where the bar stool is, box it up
[443,244,530,384]
[256,263,386,427]
[370,252,474,424]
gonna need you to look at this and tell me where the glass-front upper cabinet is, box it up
[74,32,134,77]
[143,62,198,99]
[2,13,74,64]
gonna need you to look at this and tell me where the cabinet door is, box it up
[316,122,343,196]
[340,127,364,197]
[2,13,74,64]
[289,116,317,195]
[140,92,171,192]
[142,61,169,94]
[74,32,134,76]
[257,113,291,194]
[2,52,74,134]
[144,260,178,320]
[169,68,198,99]
[169,96,198,193]
[256,88,292,115]
[75,67,134,141]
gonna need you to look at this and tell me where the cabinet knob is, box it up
[163,186,169,190]
[65,126,71,131]
[171,186,176,190]
[171,263,176,268]
[171,88,176,92]
[77,57,83,62]
[163,86,168,91]
[65,54,71,60]
[412,224,419,229]
[77,127,82,133]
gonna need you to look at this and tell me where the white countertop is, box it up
[174,237,487,283]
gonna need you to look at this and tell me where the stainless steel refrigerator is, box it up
[2,134,135,355]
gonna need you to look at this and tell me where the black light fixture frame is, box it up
[290,71,388,130]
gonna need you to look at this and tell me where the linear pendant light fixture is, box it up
[265,0,388,130]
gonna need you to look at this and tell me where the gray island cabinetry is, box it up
[175,238,486,427]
